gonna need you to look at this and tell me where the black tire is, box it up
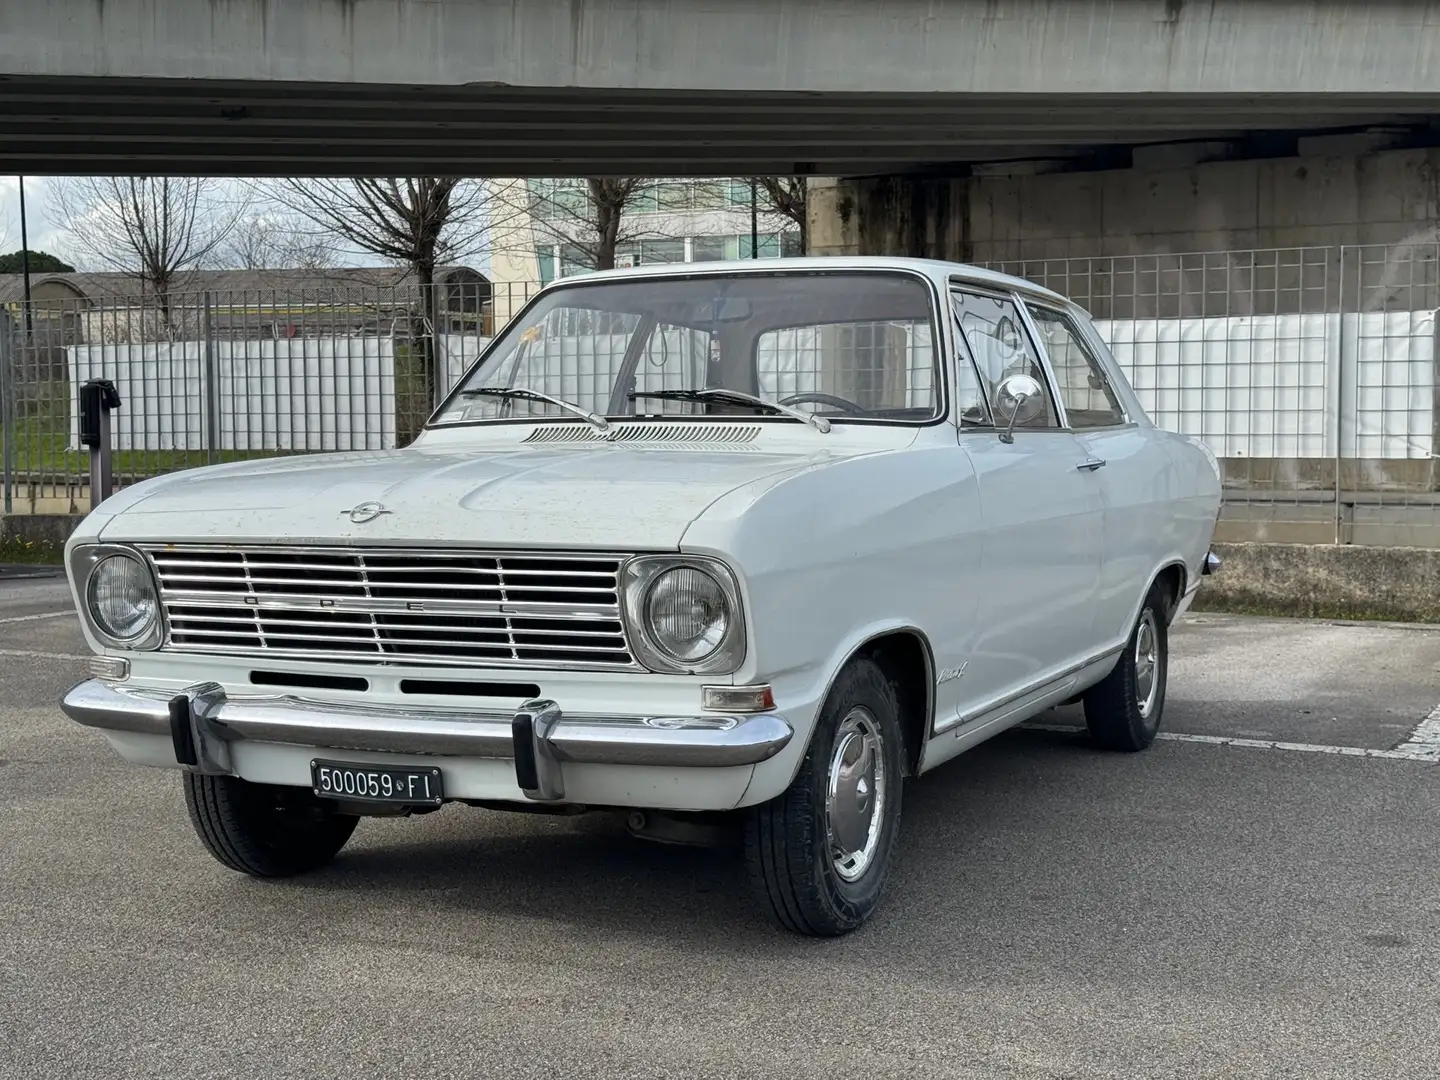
[744,657,904,937]
[1083,584,1169,752]
[183,773,359,877]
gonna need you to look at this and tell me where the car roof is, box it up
[553,256,1073,307]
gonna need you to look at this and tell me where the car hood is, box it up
[93,443,846,550]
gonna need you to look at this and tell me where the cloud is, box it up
[0,177,73,257]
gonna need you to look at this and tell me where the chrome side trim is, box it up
[60,679,793,769]
[932,644,1125,736]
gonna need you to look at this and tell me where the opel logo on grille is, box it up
[341,501,392,524]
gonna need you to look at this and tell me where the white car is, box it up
[61,257,1222,936]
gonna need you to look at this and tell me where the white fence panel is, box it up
[1342,310,1435,460]
[68,337,397,451]
[435,334,492,394]
[1095,311,1435,460]
[1095,314,1340,459]
[63,315,1436,460]
[67,343,208,452]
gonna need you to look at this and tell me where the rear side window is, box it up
[1026,305,1127,429]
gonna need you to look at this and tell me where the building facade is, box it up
[485,178,803,324]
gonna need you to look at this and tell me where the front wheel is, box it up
[183,773,359,877]
[744,657,904,937]
[1083,585,1169,752]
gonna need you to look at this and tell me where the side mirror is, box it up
[996,373,1044,444]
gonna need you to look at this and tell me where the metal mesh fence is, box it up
[983,245,1440,547]
[4,250,1440,547]
[0,281,541,514]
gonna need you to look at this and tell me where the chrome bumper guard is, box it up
[61,679,794,802]
[1203,551,1221,575]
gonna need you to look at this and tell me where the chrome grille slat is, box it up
[159,575,618,594]
[149,548,616,563]
[142,545,637,670]
[162,596,619,619]
[164,621,627,644]
[151,561,618,580]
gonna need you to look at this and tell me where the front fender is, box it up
[681,443,982,807]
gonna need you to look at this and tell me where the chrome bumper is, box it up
[61,679,794,801]
[1203,551,1221,575]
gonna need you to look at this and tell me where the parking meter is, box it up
[79,378,121,507]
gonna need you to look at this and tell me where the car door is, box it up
[948,288,1106,728]
[1024,301,1172,648]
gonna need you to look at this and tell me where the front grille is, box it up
[141,546,635,669]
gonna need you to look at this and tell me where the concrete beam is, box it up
[7,0,1440,95]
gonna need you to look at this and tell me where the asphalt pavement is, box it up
[1,582,1437,1080]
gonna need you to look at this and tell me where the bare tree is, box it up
[268,178,489,285]
[46,177,241,317]
[267,178,495,405]
[218,214,337,272]
[495,177,806,277]
[496,179,732,273]
[750,177,808,253]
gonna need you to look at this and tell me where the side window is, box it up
[951,290,1059,429]
[1025,305,1127,429]
[945,303,990,426]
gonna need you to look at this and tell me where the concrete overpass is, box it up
[2,0,1440,176]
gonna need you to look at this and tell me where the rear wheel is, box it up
[744,657,904,937]
[183,773,359,877]
[1083,585,1169,752]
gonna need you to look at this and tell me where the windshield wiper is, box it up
[460,386,612,433]
[628,388,831,433]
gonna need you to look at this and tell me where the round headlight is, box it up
[644,566,730,664]
[88,554,158,643]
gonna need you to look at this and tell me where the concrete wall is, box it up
[810,145,1440,263]
[1,513,82,549]
[1197,542,1440,623]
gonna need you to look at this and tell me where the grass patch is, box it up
[0,534,65,565]
[2,369,430,483]
[0,423,280,481]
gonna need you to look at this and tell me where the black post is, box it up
[750,179,759,259]
[203,292,218,466]
[17,176,32,337]
[79,378,121,509]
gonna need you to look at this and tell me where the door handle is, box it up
[1076,458,1107,472]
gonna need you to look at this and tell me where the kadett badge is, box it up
[937,663,968,685]
[341,502,392,524]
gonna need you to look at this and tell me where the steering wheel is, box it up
[778,391,870,415]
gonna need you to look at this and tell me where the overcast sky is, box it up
[0,177,449,271]
[0,177,71,259]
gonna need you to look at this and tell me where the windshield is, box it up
[431,270,942,427]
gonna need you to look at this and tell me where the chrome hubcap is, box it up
[825,707,886,882]
[1134,610,1160,719]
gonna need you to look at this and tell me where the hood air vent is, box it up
[523,423,761,445]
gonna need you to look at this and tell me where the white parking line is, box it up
[0,611,74,625]
[0,648,88,662]
[1021,723,1439,763]
[1393,703,1440,761]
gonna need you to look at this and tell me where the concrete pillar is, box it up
[807,176,970,260]
[809,146,1440,265]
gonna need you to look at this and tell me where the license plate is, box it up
[311,759,444,805]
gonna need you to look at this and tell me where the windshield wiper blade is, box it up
[460,386,611,433]
[629,388,830,433]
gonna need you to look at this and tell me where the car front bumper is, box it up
[61,678,794,804]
